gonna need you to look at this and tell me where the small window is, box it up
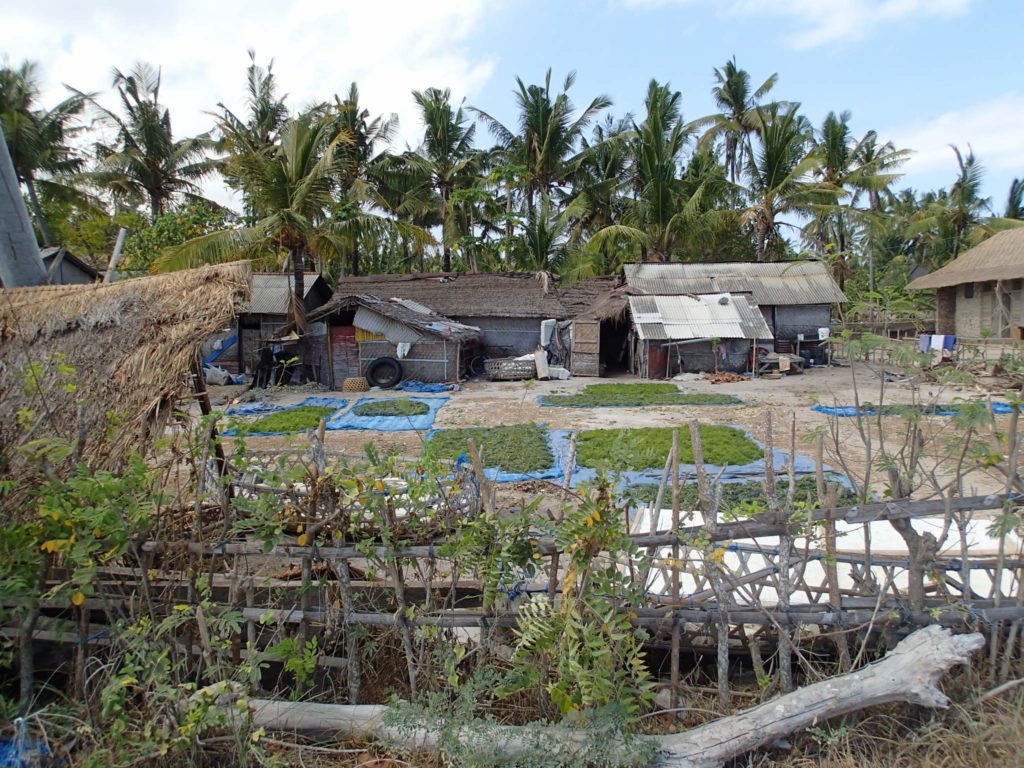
[982,281,994,292]
[964,283,975,298]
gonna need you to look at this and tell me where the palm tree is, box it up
[695,57,779,183]
[155,114,348,314]
[86,62,216,221]
[0,60,89,246]
[472,70,610,212]
[404,87,479,271]
[1005,178,1023,220]
[740,103,833,260]
[214,51,289,212]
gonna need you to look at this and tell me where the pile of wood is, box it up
[705,371,746,384]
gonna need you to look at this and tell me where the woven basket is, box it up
[342,377,370,392]
[484,357,536,381]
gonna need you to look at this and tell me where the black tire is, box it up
[468,355,487,377]
[366,357,402,388]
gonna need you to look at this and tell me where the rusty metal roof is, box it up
[907,228,1024,290]
[623,261,846,305]
[628,293,774,341]
[309,294,480,343]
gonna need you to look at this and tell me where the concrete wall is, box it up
[772,304,832,341]
[456,316,542,357]
[955,280,1024,338]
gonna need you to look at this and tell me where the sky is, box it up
[3,0,1023,212]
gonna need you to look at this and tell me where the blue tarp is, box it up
[812,402,1018,418]
[424,425,567,482]
[537,395,746,408]
[226,401,283,415]
[202,335,237,365]
[395,380,461,393]
[558,425,852,490]
[326,396,448,432]
[223,397,349,436]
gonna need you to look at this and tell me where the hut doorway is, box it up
[599,317,631,375]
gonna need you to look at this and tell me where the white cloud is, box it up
[1,1,496,206]
[624,0,972,50]
[887,93,1024,186]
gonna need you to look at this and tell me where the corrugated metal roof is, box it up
[623,261,846,305]
[628,293,774,341]
[245,273,325,315]
[907,228,1024,290]
[353,306,425,343]
[311,295,481,343]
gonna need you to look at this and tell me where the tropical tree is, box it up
[740,103,833,260]
[214,50,290,211]
[695,57,779,183]
[154,114,348,314]
[85,62,216,221]
[404,87,479,271]
[1005,178,1023,220]
[473,70,610,212]
[0,60,89,246]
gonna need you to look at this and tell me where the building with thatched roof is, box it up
[0,261,250,516]
[907,228,1024,338]
[331,272,616,362]
[307,295,480,385]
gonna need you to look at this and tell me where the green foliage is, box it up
[576,425,763,471]
[541,382,740,407]
[121,201,230,273]
[352,398,430,417]
[624,475,854,515]
[245,405,336,434]
[425,424,553,474]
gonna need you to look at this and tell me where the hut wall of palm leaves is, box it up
[0,262,251,515]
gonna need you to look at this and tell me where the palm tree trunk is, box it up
[292,250,305,311]
[24,177,52,248]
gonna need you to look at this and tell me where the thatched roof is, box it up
[907,228,1024,290]
[310,294,480,343]
[0,261,251,513]
[334,271,616,319]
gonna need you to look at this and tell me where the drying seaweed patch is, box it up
[353,398,430,417]
[541,382,740,407]
[625,476,854,512]
[246,405,337,434]
[424,424,553,474]
[576,425,762,471]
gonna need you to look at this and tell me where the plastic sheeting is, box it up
[223,397,349,436]
[326,396,448,432]
[394,380,461,393]
[556,426,851,490]
[812,402,1018,418]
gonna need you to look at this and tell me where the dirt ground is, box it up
[206,361,1019,500]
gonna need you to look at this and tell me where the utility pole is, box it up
[0,126,46,287]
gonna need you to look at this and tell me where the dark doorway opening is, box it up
[600,318,631,376]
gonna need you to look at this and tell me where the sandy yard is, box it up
[205,361,1018,500]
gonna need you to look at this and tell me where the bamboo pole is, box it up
[670,431,681,713]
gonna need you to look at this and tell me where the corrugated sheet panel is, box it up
[623,261,846,305]
[246,274,320,315]
[628,294,773,340]
[353,306,425,343]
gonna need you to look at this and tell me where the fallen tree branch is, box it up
[247,625,983,768]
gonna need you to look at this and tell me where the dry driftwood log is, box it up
[247,625,983,768]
